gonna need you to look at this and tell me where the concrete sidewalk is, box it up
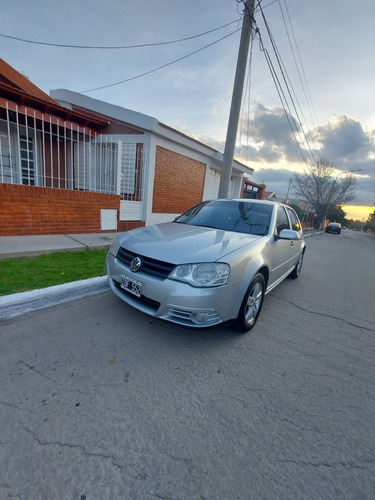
[0,232,119,260]
[0,232,119,320]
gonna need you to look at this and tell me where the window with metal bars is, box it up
[0,104,146,202]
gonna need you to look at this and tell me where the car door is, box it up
[270,206,293,286]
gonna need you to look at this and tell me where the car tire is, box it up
[234,273,265,333]
[289,251,304,279]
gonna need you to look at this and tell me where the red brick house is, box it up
[1,58,260,237]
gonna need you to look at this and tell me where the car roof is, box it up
[216,198,283,208]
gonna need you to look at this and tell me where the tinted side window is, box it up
[286,208,301,232]
[276,207,290,234]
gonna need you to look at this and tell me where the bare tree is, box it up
[293,159,357,228]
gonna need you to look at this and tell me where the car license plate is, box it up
[120,274,142,298]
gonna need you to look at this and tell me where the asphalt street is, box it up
[1,230,374,499]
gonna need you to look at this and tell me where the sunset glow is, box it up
[342,205,374,221]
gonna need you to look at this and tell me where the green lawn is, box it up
[0,249,108,296]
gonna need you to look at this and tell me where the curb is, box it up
[0,276,108,320]
[304,231,323,238]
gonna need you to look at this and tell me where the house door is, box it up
[203,168,220,200]
[118,141,146,221]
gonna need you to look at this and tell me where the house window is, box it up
[74,139,118,194]
[93,140,118,194]
[73,139,144,199]
[243,182,258,199]
[0,121,39,186]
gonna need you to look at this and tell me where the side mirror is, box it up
[278,229,301,241]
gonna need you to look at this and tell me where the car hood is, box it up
[117,222,264,264]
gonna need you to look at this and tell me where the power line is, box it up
[279,0,319,131]
[255,0,279,11]
[81,28,241,93]
[0,20,240,50]
[257,28,311,166]
[255,4,318,167]
[237,0,318,168]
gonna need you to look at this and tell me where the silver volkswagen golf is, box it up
[105,199,306,332]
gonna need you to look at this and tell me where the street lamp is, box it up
[329,169,362,201]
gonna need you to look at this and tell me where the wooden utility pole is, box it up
[218,0,255,199]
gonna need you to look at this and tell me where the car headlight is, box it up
[108,238,120,257]
[169,263,230,287]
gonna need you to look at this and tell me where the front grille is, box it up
[116,247,175,279]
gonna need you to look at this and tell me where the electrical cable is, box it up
[262,33,316,165]
[279,0,319,132]
[236,0,316,169]
[256,4,318,166]
[257,28,311,167]
[81,28,241,93]
[0,19,240,50]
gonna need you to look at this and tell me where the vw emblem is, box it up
[130,256,142,272]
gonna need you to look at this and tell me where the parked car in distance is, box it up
[325,222,342,234]
[106,199,306,332]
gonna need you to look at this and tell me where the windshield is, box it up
[175,200,272,236]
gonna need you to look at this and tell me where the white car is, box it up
[105,199,306,332]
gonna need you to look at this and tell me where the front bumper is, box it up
[105,253,242,328]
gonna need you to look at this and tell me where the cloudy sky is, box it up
[2,0,374,219]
